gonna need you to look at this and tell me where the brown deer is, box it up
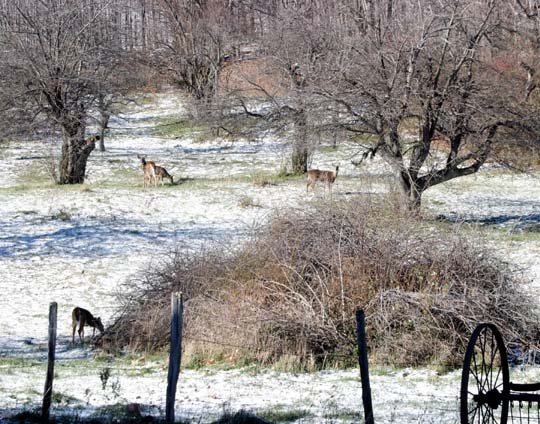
[72,307,104,344]
[155,165,174,185]
[306,165,339,195]
[140,157,157,187]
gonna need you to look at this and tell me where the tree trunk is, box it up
[98,130,106,152]
[406,185,422,210]
[98,113,110,152]
[291,106,310,175]
[58,128,96,184]
[291,141,309,174]
[395,170,423,210]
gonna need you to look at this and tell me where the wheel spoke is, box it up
[489,332,496,390]
[480,404,487,424]
[493,363,502,390]
[469,403,480,419]
[472,345,486,393]
[481,330,490,393]
[487,406,499,424]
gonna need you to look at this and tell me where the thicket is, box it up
[104,200,540,368]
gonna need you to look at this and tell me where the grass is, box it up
[0,357,44,376]
[0,357,42,368]
[183,348,262,371]
[318,145,339,153]
[366,366,397,377]
[491,228,540,243]
[257,407,312,422]
[238,195,261,208]
[110,166,140,183]
[322,409,362,421]
[151,116,207,139]
[52,391,79,406]
[51,208,72,221]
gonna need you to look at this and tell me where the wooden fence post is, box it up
[356,309,374,424]
[42,302,58,421]
[166,292,184,423]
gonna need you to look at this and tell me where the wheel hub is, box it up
[473,388,502,409]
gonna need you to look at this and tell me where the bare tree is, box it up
[0,0,130,183]
[310,0,540,208]
[156,0,231,99]
[214,1,338,174]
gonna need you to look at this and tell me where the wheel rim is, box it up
[460,323,509,424]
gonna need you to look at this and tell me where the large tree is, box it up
[0,0,128,183]
[313,0,540,208]
[219,0,540,203]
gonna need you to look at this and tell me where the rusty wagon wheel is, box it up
[461,323,510,424]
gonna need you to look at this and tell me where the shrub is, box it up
[104,199,540,367]
[238,195,260,208]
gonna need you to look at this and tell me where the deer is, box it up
[72,307,104,344]
[306,165,339,195]
[154,165,174,185]
[140,157,157,187]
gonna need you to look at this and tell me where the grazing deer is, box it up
[140,157,157,187]
[306,165,339,195]
[154,165,174,185]
[72,307,104,344]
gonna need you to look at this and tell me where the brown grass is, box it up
[217,57,289,98]
[103,199,540,368]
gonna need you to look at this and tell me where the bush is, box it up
[103,199,540,367]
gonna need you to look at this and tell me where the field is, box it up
[2,90,540,423]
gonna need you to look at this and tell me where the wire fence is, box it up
[7,300,540,423]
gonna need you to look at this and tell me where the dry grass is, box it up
[217,57,288,99]
[103,198,540,368]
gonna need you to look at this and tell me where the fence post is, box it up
[166,292,184,423]
[356,309,374,424]
[42,302,58,421]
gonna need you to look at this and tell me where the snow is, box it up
[1,90,540,422]
[1,363,461,423]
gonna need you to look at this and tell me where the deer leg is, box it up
[72,322,77,345]
[78,326,84,343]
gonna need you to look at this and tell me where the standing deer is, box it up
[140,157,156,187]
[154,165,174,185]
[306,165,339,195]
[72,307,104,344]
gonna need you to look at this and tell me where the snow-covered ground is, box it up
[2,90,540,422]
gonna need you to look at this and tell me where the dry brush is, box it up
[104,200,540,368]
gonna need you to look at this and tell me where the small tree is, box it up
[156,0,229,99]
[0,0,127,183]
[216,4,334,175]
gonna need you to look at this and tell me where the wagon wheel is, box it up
[461,323,509,424]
